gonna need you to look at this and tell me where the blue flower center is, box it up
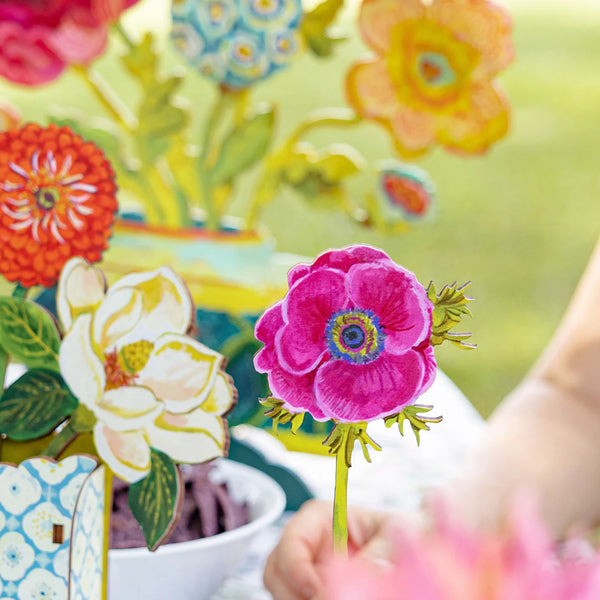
[326,309,385,365]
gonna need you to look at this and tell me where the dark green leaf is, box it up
[128,449,183,551]
[0,369,78,441]
[0,298,60,370]
[210,108,275,185]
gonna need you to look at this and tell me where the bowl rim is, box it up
[109,458,286,559]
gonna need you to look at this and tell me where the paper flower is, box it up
[326,499,600,600]
[171,0,303,90]
[254,245,435,422]
[377,161,435,221]
[0,0,140,86]
[57,257,236,482]
[0,123,118,288]
[346,0,514,157]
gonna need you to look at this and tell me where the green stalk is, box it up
[333,438,350,556]
[0,348,8,395]
[42,422,79,459]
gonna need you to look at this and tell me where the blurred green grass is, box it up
[1,1,598,417]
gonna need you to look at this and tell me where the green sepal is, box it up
[384,405,443,446]
[260,397,305,434]
[0,369,79,441]
[323,422,381,468]
[210,107,276,186]
[427,281,476,349]
[300,0,346,57]
[0,297,61,371]
[128,448,183,552]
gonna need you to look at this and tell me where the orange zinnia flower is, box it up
[346,0,514,158]
[0,123,118,288]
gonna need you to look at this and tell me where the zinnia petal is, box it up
[57,257,105,332]
[436,82,510,154]
[59,313,105,411]
[359,0,425,55]
[94,386,161,432]
[136,334,223,414]
[277,268,348,375]
[144,409,227,464]
[93,424,150,483]
[347,262,432,352]
[314,351,428,422]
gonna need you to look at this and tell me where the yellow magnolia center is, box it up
[104,341,154,391]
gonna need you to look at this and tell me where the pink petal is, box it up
[46,18,107,64]
[277,268,348,375]
[267,365,326,421]
[288,245,393,287]
[314,351,427,422]
[347,263,432,353]
[346,61,398,122]
[254,301,284,372]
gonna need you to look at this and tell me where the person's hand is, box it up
[263,500,396,600]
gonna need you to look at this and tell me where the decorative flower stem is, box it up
[42,421,79,458]
[0,348,7,394]
[333,431,350,556]
[245,109,361,229]
[72,65,137,133]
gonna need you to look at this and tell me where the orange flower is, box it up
[0,123,118,288]
[346,0,514,158]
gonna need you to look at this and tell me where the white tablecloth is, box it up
[214,370,486,599]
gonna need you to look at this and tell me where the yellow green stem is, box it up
[333,428,351,556]
[42,422,79,458]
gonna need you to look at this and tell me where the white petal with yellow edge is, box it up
[59,314,105,411]
[57,258,105,331]
[145,409,226,464]
[94,386,162,432]
[136,334,224,414]
[93,423,151,483]
[200,372,236,416]
[92,287,143,352]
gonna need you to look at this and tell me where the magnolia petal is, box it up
[346,61,398,121]
[145,410,226,464]
[436,82,510,155]
[59,314,105,411]
[428,0,514,78]
[92,287,143,352]
[200,372,236,416]
[359,0,425,55]
[56,257,105,332]
[93,423,150,483]
[94,386,162,432]
[136,334,223,414]
[106,267,193,345]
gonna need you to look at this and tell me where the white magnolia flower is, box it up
[0,467,41,515]
[17,568,66,600]
[58,258,236,482]
[22,502,70,553]
[0,532,34,581]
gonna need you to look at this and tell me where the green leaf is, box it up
[300,0,346,57]
[0,369,79,441]
[0,298,60,370]
[120,33,158,86]
[210,108,276,186]
[128,449,183,551]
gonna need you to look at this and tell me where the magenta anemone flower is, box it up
[254,245,436,422]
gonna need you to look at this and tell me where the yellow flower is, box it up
[57,258,236,482]
[346,0,514,158]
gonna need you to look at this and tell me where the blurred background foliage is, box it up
[1,0,598,417]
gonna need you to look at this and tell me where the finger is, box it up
[264,557,313,600]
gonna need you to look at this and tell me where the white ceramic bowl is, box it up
[108,459,286,600]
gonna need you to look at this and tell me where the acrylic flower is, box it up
[377,161,435,220]
[254,245,435,423]
[57,257,237,483]
[326,498,600,600]
[171,0,303,90]
[0,0,140,86]
[0,123,118,288]
[346,0,514,158]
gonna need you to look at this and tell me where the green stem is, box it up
[73,65,137,132]
[245,109,361,230]
[114,21,135,51]
[333,433,350,556]
[0,348,8,394]
[42,422,79,459]
[12,283,28,298]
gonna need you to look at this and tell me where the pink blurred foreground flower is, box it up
[0,0,140,86]
[326,499,600,600]
[254,245,435,422]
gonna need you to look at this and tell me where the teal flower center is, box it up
[417,52,456,88]
[326,309,386,364]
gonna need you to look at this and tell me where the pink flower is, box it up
[0,0,140,86]
[326,498,600,600]
[254,245,436,422]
